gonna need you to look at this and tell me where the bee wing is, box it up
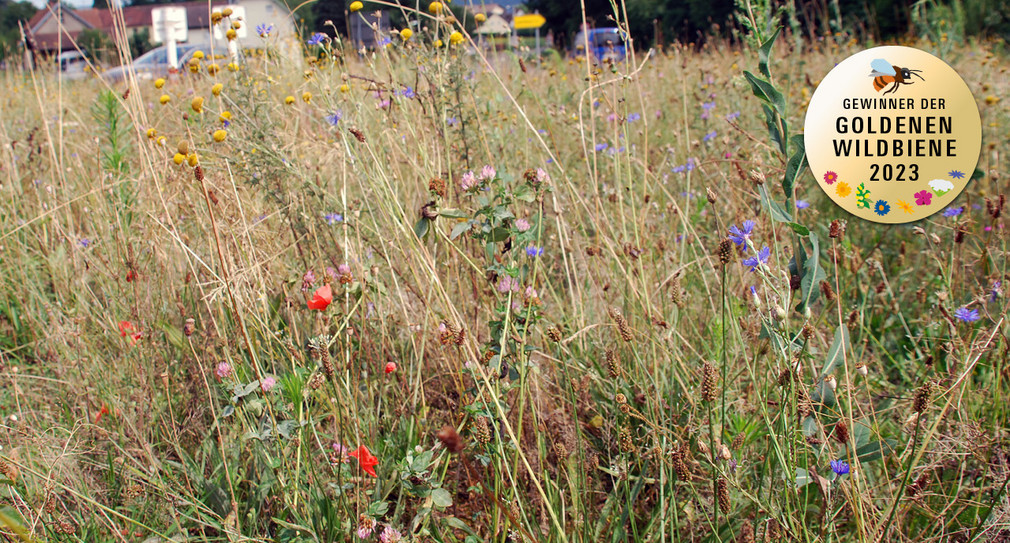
[870,58,896,77]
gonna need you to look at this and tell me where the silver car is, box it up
[101,43,212,83]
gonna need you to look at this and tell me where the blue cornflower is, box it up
[990,281,1002,303]
[873,200,891,216]
[78,238,91,248]
[703,130,717,142]
[446,117,458,126]
[324,213,343,225]
[728,220,755,249]
[702,101,716,110]
[525,246,543,257]
[796,200,810,209]
[685,158,696,171]
[306,32,327,46]
[325,111,342,126]
[830,459,850,476]
[256,23,273,37]
[954,306,980,322]
[726,111,741,120]
[942,206,964,218]
[948,170,965,179]
[400,87,416,99]
[594,142,608,152]
[742,246,770,272]
[673,164,686,173]
[627,112,641,122]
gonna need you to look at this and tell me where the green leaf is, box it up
[414,217,430,239]
[758,27,781,78]
[762,104,786,154]
[970,168,984,181]
[856,439,897,463]
[438,208,469,219]
[782,135,807,198]
[759,184,792,223]
[431,487,453,508]
[786,222,810,236]
[820,326,850,378]
[445,517,478,536]
[797,232,825,312]
[489,227,510,242]
[450,220,471,240]
[744,71,786,115]
[221,405,235,417]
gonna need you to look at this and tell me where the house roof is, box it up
[29,0,233,51]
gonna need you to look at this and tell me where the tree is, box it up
[0,0,37,59]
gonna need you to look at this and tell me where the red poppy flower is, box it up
[119,321,142,344]
[385,362,397,374]
[349,445,378,477]
[307,284,333,310]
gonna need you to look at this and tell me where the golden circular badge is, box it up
[804,46,981,224]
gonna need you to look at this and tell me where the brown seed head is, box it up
[717,238,733,265]
[437,425,464,453]
[829,219,846,239]
[701,361,718,403]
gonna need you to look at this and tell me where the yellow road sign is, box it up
[513,14,546,30]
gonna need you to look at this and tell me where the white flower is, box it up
[928,178,954,194]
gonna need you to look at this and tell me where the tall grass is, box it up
[0,2,1008,542]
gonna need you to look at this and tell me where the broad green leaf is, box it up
[820,325,850,378]
[856,439,897,463]
[450,220,471,240]
[797,232,825,312]
[438,208,469,219]
[744,71,786,114]
[413,217,430,239]
[759,184,792,223]
[758,27,781,78]
[431,487,453,508]
[787,222,810,236]
[762,104,786,154]
[782,135,807,198]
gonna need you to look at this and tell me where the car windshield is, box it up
[135,48,168,66]
[593,31,623,46]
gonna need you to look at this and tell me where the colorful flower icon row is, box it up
[822,170,964,217]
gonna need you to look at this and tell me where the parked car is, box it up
[56,50,93,81]
[572,27,627,61]
[101,43,213,83]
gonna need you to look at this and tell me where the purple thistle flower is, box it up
[830,459,850,476]
[742,246,770,272]
[728,220,755,248]
[954,306,980,322]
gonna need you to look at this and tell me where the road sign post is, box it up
[152,7,188,69]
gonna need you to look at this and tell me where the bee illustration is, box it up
[870,58,924,95]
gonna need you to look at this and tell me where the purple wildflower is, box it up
[796,200,810,209]
[954,306,980,322]
[525,246,543,257]
[830,459,850,476]
[742,246,770,272]
[306,33,326,46]
[324,213,343,224]
[460,171,477,191]
[728,220,755,249]
[325,111,342,126]
[515,218,531,232]
[479,165,496,180]
[942,206,964,218]
[256,23,273,37]
[948,170,965,179]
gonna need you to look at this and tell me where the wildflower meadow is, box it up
[1,0,1009,541]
